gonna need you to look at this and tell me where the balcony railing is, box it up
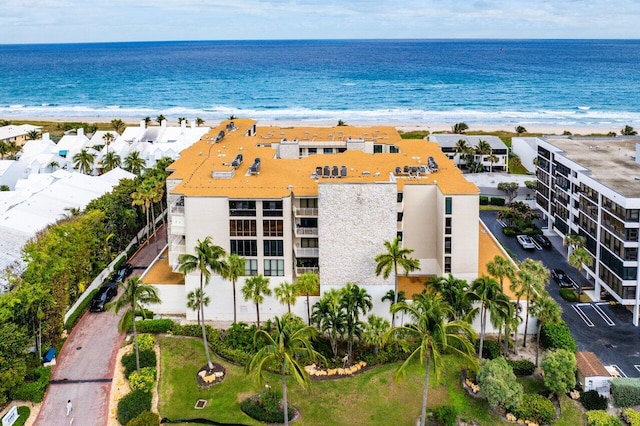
[294,246,319,257]
[296,266,319,275]
[295,227,318,237]
[293,206,318,217]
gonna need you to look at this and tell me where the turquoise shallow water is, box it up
[0,39,639,127]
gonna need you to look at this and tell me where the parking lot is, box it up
[481,210,640,378]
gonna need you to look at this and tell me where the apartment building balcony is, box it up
[170,215,185,236]
[295,226,318,237]
[170,196,185,215]
[294,246,319,257]
[293,206,318,217]
[169,236,186,269]
[296,266,319,275]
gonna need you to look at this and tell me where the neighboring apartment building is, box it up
[0,124,41,147]
[535,135,640,326]
[165,119,482,323]
[429,134,509,172]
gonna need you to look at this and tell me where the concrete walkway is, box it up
[34,226,167,426]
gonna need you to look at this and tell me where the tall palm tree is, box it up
[222,253,246,323]
[467,276,510,359]
[102,132,115,156]
[361,315,390,355]
[275,281,298,313]
[245,316,323,426]
[516,259,548,348]
[487,153,499,173]
[195,117,205,127]
[296,272,319,326]
[566,233,592,297]
[426,275,472,321]
[111,118,125,133]
[486,255,515,292]
[102,152,121,172]
[187,288,210,325]
[375,237,420,327]
[107,276,161,372]
[72,149,94,174]
[341,283,372,362]
[124,151,146,175]
[143,116,152,126]
[242,274,272,328]
[476,140,492,172]
[530,294,562,366]
[178,237,226,370]
[386,291,477,426]
[452,122,469,134]
[156,114,166,125]
[454,139,468,167]
[311,288,346,359]
[382,289,406,324]
[131,185,152,245]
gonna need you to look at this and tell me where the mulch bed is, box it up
[196,363,226,387]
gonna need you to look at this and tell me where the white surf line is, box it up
[572,304,594,327]
[611,365,627,378]
[592,303,615,326]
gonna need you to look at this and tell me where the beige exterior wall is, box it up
[402,184,439,274]
[450,193,480,281]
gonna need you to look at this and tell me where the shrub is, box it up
[622,408,640,426]
[541,349,576,395]
[65,289,99,331]
[136,334,155,352]
[480,196,489,205]
[490,197,506,206]
[130,319,174,334]
[122,350,156,379]
[9,366,51,403]
[430,405,458,426]
[171,323,203,337]
[586,410,620,426]
[129,367,156,393]
[240,391,294,424]
[580,390,608,411]
[359,342,408,366]
[475,339,502,360]
[126,410,160,426]
[511,393,555,424]
[224,322,258,352]
[477,357,523,411]
[559,288,579,302]
[507,359,536,376]
[612,377,640,407]
[540,321,577,353]
[503,227,517,237]
[117,390,151,425]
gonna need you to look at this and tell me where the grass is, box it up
[399,130,430,139]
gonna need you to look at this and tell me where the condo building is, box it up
[534,135,640,325]
[161,119,494,323]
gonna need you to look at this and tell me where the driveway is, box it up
[481,210,640,378]
[34,226,166,426]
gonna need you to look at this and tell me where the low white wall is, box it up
[152,284,186,315]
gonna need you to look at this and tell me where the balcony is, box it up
[296,266,319,275]
[294,246,319,257]
[170,215,185,236]
[293,206,318,217]
[295,226,318,237]
[170,196,185,215]
[169,236,186,269]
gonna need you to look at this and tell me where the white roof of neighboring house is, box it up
[0,160,14,177]
[90,130,119,147]
[429,134,507,150]
[56,131,90,153]
[20,138,58,159]
[0,124,41,141]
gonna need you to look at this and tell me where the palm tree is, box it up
[187,288,210,325]
[486,255,515,292]
[222,253,246,323]
[386,291,477,426]
[361,315,390,355]
[454,139,468,167]
[102,131,115,156]
[111,119,125,133]
[107,276,161,372]
[72,149,94,174]
[245,316,323,426]
[565,233,592,297]
[375,237,420,327]
[530,294,562,366]
[515,125,527,135]
[621,125,637,136]
[124,151,146,175]
[48,161,59,170]
[311,289,346,359]
[426,275,472,321]
[275,281,298,313]
[467,276,510,359]
[131,184,153,245]
[156,114,166,125]
[487,153,499,173]
[178,237,226,370]
[26,129,40,140]
[102,152,121,172]
[143,116,152,126]
[195,117,205,127]
[382,289,406,324]
[476,140,492,172]
[341,283,372,362]
[296,272,319,326]
[452,122,469,134]
[242,274,272,327]
[516,259,548,348]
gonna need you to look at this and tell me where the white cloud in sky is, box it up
[0,0,638,43]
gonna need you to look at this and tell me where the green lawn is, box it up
[157,336,583,425]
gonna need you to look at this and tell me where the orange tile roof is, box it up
[143,249,185,285]
[168,119,478,198]
[478,220,518,299]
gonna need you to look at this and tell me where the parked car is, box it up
[551,268,575,288]
[516,234,536,250]
[531,233,552,249]
[90,281,118,312]
[114,263,133,282]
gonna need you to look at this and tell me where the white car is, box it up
[516,235,536,250]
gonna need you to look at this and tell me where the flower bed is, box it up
[304,361,367,379]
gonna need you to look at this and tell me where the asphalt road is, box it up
[481,210,640,378]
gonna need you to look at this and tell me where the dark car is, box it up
[551,268,574,288]
[114,263,133,282]
[90,281,118,312]
[531,234,552,249]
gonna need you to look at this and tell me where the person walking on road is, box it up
[66,399,72,416]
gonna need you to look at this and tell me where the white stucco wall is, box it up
[151,284,187,315]
[511,137,539,173]
[449,193,480,282]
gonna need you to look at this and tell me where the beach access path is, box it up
[34,226,167,426]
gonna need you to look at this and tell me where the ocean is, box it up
[0,39,639,128]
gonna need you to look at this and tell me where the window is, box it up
[373,145,383,153]
[263,200,283,217]
[445,237,452,254]
[445,197,452,215]
[229,200,256,216]
[397,212,403,222]
[445,217,452,234]
[230,240,257,256]
[263,240,284,257]
[389,146,399,153]
[263,220,283,236]
[300,198,318,208]
[444,256,452,273]
[323,148,333,154]
[230,220,256,236]
[264,259,284,276]
[308,148,317,154]
[245,259,258,276]
[397,232,403,241]
[397,192,403,203]
[300,238,318,248]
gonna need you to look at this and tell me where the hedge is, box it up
[129,319,174,334]
[611,377,640,407]
[126,410,160,426]
[540,321,577,353]
[240,391,294,424]
[586,410,620,426]
[480,196,489,205]
[117,390,152,425]
[430,405,458,426]
[511,393,555,425]
[65,288,99,331]
[122,350,157,379]
[136,334,155,352]
[9,366,51,403]
[580,390,608,411]
[129,367,156,393]
[507,359,536,376]
[475,339,502,360]
[559,288,579,302]
[490,197,506,206]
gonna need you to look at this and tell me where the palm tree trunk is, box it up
[420,356,430,426]
[478,306,487,358]
[197,305,201,325]
[282,368,289,426]
[523,296,530,348]
[392,262,398,328]
[199,278,213,370]
[514,298,521,355]
[151,203,158,253]
[306,294,311,326]
[287,302,291,313]
[535,325,541,366]
[256,303,260,328]
[133,310,141,372]
[145,206,150,245]
[232,280,237,324]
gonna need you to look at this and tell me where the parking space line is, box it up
[635,365,640,373]
[592,303,615,326]
[610,365,627,378]
[572,304,595,327]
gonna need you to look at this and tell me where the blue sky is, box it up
[1,0,639,44]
